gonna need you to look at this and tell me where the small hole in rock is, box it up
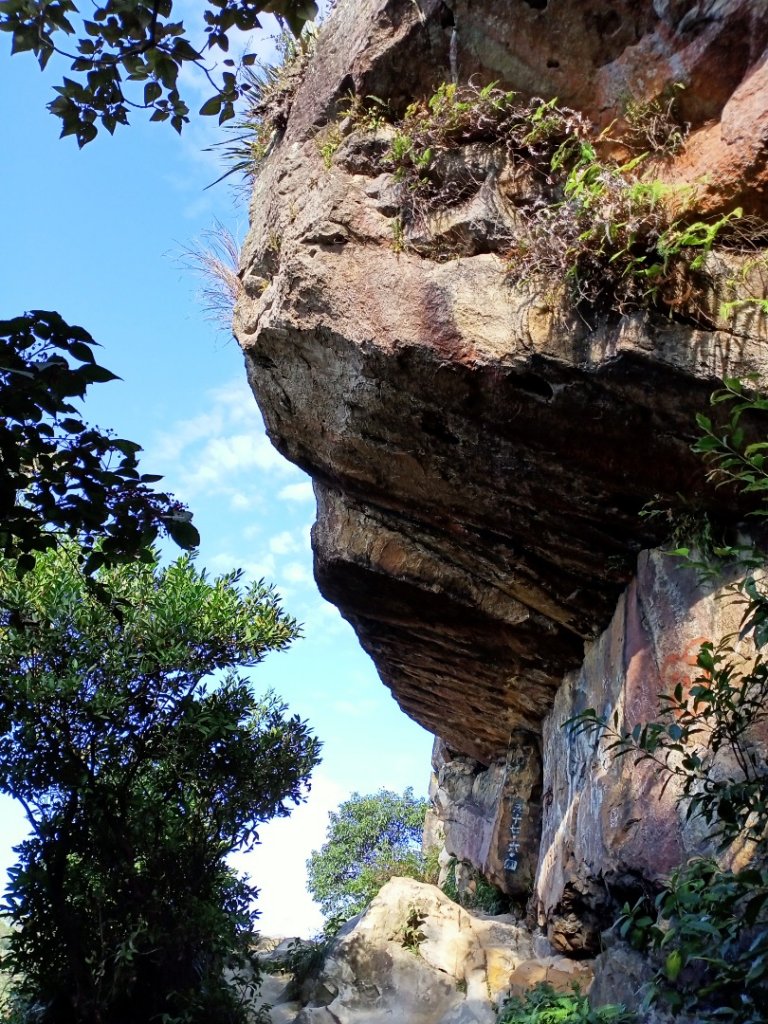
[514,372,554,401]
[523,0,548,9]
[338,74,355,98]
[546,59,560,69]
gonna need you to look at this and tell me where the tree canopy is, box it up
[0,311,199,577]
[0,0,318,145]
[0,546,320,1023]
[307,788,429,922]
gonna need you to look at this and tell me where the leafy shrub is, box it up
[381,84,590,236]
[621,85,688,157]
[263,937,330,989]
[617,859,768,1019]
[497,983,635,1024]
[360,80,761,321]
[441,858,510,915]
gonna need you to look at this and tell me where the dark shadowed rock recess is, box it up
[235,0,768,956]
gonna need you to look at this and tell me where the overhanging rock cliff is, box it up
[235,0,768,948]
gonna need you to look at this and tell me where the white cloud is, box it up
[278,482,314,504]
[208,379,262,420]
[299,599,348,641]
[230,772,349,938]
[230,491,255,511]
[283,561,313,586]
[269,530,302,556]
[153,409,226,464]
[150,377,303,500]
[185,432,294,490]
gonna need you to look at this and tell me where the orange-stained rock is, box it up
[536,550,766,953]
[507,956,593,997]
[234,0,768,951]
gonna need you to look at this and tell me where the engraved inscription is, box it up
[504,797,525,872]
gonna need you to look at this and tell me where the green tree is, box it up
[307,788,429,922]
[0,0,318,146]
[0,546,321,1024]
[0,311,199,576]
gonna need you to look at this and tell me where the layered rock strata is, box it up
[235,0,768,946]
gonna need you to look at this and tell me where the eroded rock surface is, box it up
[537,550,767,952]
[428,736,541,897]
[284,877,536,1023]
[235,0,768,955]
[236,0,768,761]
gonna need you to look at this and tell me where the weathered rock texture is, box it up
[428,735,542,897]
[537,550,767,952]
[260,880,597,1023]
[235,0,768,954]
[277,878,537,1023]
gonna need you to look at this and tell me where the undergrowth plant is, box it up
[570,377,768,1021]
[497,983,635,1024]
[399,904,427,954]
[263,936,330,990]
[621,84,688,157]
[380,84,590,239]
[505,141,742,318]
[441,857,510,915]
[358,80,761,320]
[213,26,318,185]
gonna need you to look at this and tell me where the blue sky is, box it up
[0,14,434,936]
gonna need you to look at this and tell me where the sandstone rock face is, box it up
[285,877,535,1023]
[236,0,768,763]
[235,0,768,950]
[429,736,541,897]
[536,550,763,953]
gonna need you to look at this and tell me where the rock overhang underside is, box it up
[234,0,768,765]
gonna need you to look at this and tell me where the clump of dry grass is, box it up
[212,27,318,186]
[178,222,242,334]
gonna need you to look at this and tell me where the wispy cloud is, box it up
[269,529,303,556]
[278,481,315,504]
[282,561,313,586]
[149,377,308,502]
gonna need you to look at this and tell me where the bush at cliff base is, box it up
[497,983,635,1024]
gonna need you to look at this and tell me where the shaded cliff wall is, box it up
[234,0,768,944]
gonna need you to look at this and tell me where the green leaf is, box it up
[80,363,120,384]
[144,81,162,105]
[164,515,200,549]
[199,94,222,116]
